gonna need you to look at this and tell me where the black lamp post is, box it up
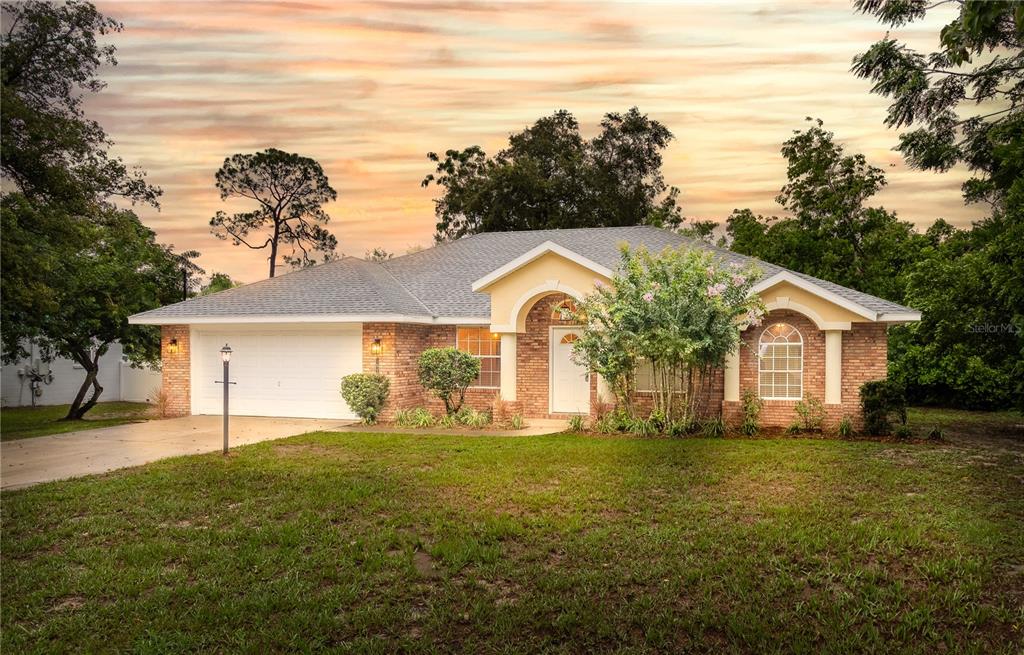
[216,344,234,455]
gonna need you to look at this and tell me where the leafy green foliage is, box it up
[572,245,763,423]
[837,416,854,439]
[340,373,390,424]
[926,426,944,442]
[893,424,914,441]
[459,408,491,429]
[567,415,585,432]
[509,414,525,430]
[852,0,1022,206]
[0,0,160,210]
[394,407,435,429]
[200,272,241,295]
[860,379,908,436]
[210,148,338,278]
[701,417,726,439]
[417,348,480,415]
[726,119,929,301]
[740,389,763,436]
[794,395,825,432]
[422,108,683,241]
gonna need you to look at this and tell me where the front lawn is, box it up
[2,411,1022,652]
[1,402,153,441]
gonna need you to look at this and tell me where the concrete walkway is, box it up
[1,416,349,490]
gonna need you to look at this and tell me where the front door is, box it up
[550,327,590,414]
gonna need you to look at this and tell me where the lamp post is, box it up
[216,344,235,455]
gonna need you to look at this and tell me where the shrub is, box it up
[927,426,943,441]
[410,407,435,428]
[340,373,390,424]
[701,417,725,439]
[417,348,480,415]
[510,413,525,430]
[794,395,825,432]
[667,417,696,438]
[594,408,631,434]
[393,408,414,427]
[629,415,658,437]
[785,421,802,435]
[860,379,907,436]
[150,385,170,419]
[492,395,512,424]
[461,408,491,429]
[740,389,763,436]
[894,424,913,440]
[567,415,586,432]
[837,415,854,438]
[437,414,457,429]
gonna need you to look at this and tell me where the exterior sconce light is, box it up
[370,337,382,373]
[167,338,179,354]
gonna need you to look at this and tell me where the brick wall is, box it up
[517,292,597,418]
[161,325,191,417]
[720,310,888,429]
[361,323,499,421]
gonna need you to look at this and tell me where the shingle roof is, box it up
[129,226,916,323]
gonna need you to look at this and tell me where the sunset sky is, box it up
[90,0,980,283]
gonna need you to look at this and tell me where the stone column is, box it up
[500,333,517,401]
[724,346,740,402]
[824,330,843,405]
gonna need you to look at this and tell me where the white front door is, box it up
[550,327,590,414]
[192,325,363,419]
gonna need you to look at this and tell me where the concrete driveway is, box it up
[1,415,350,490]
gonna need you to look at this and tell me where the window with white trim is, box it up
[758,323,803,400]
[456,327,501,388]
[634,360,684,393]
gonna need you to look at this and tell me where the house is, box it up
[128,226,919,427]
[1,341,162,408]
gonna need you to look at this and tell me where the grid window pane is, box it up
[456,327,501,388]
[757,323,803,400]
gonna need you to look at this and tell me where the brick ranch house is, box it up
[129,227,920,427]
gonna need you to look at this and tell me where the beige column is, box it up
[824,330,842,405]
[724,347,740,402]
[500,333,517,401]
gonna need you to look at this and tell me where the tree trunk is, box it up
[63,348,105,420]
[269,217,281,278]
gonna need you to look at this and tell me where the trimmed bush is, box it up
[340,373,390,424]
[417,347,480,415]
[860,379,907,436]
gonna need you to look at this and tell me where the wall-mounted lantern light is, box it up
[370,337,382,373]
[167,338,179,355]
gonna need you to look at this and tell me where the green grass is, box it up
[1,402,153,441]
[2,410,1022,653]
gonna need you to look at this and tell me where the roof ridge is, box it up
[373,259,436,317]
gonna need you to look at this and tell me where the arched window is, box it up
[551,299,577,321]
[560,333,579,344]
[758,323,802,400]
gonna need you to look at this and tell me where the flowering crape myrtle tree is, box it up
[572,246,764,423]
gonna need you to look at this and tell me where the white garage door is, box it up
[192,325,363,419]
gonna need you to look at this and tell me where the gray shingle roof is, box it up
[130,226,916,323]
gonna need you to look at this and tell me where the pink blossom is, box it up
[731,274,746,286]
[642,292,654,302]
[594,278,605,289]
[729,262,742,270]
[706,282,727,297]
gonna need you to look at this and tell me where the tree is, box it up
[417,348,480,415]
[210,148,338,278]
[177,250,205,300]
[853,0,1024,409]
[572,246,764,423]
[852,0,1022,206]
[422,107,683,241]
[1,0,160,209]
[1,1,182,420]
[200,272,241,295]
[726,119,927,302]
[2,199,182,419]
[365,247,393,262]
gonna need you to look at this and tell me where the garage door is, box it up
[192,325,363,419]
